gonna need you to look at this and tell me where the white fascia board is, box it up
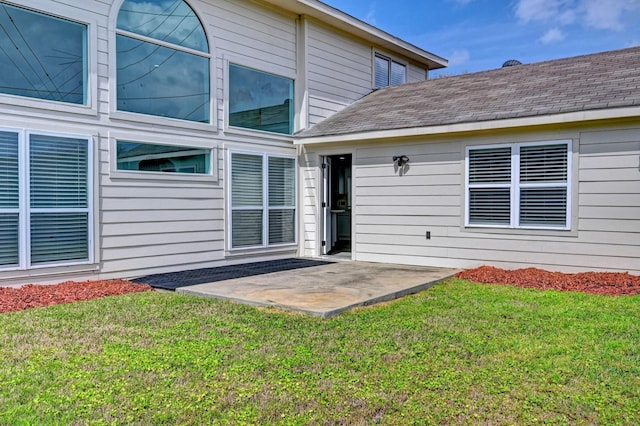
[294,106,640,145]
[259,0,447,69]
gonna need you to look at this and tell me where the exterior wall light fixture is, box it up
[393,155,409,166]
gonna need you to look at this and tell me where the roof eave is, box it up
[294,106,640,145]
[258,0,448,69]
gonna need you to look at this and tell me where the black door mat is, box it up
[132,258,334,291]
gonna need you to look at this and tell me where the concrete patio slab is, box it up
[176,260,459,318]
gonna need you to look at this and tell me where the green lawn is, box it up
[1,278,639,425]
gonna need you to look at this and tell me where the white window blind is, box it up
[230,153,296,249]
[374,54,406,88]
[0,130,91,269]
[466,141,570,229]
[391,61,407,86]
[468,147,511,225]
[519,144,569,227]
[375,55,389,88]
[0,131,19,266]
[29,134,89,264]
[268,157,295,245]
[231,153,263,247]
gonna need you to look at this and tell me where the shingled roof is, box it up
[297,46,640,139]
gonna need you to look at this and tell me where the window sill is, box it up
[110,170,219,183]
[0,263,100,285]
[110,110,216,133]
[0,94,97,117]
[462,225,577,238]
[227,244,298,256]
[224,126,294,142]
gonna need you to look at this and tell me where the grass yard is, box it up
[1,278,638,425]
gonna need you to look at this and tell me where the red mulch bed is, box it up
[456,266,640,296]
[0,280,152,314]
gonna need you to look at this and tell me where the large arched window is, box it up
[116,0,210,123]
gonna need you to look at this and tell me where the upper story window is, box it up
[116,0,210,123]
[228,64,294,135]
[374,53,406,88]
[0,3,87,104]
[466,141,571,230]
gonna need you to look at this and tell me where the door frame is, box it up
[320,152,354,258]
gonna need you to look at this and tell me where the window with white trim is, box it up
[116,141,211,174]
[0,129,92,270]
[228,64,294,135]
[466,141,571,229]
[374,54,406,88]
[116,0,210,123]
[230,152,296,249]
[0,2,87,104]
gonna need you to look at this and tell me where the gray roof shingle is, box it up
[297,46,640,139]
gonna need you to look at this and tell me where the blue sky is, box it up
[323,0,640,77]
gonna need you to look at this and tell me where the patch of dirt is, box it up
[456,266,640,296]
[0,280,152,314]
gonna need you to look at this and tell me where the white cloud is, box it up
[448,49,471,66]
[365,2,377,25]
[515,0,640,30]
[582,0,640,31]
[540,27,565,43]
[515,0,563,22]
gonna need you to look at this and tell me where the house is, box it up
[1,1,638,288]
[0,0,446,285]
[297,47,640,274]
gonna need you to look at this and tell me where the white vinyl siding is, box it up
[302,129,639,275]
[230,152,296,249]
[466,141,571,229]
[0,128,92,270]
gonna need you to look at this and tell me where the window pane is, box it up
[232,210,263,248]
[30,212,89,264]
[0,213,19,266]
[117,0,208,53]
[520,187,567,227]
[268,157,295,206]
[468,188,511,225]
[30,134,88,208]
[0,3,86,104]
[232,153,263,207]
[117,141,210,174]
[229,64,294,134]
[117,35,210,123]
[469,147,511,183]
[269,209,294,244]
[520,144,568,183]
[390,61,406,86]
[374,55,389,87]
[0,131,19,209]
